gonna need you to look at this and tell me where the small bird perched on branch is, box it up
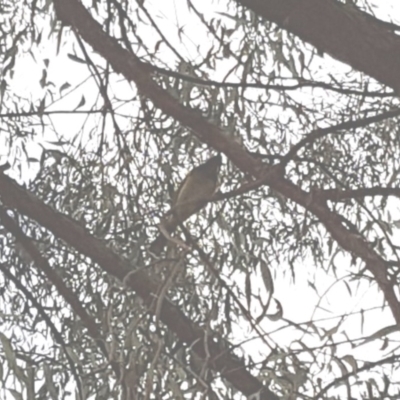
[150,154,222,255]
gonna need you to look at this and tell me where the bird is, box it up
[149,154,222,255]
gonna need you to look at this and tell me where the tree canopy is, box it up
[1,0,400,399]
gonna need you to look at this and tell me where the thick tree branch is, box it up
[53,0,258,175]
[50,0,400,366]
[0,206,120,376]
[0,171,278,400]
[236,0,400,92]
[51,0,400,328]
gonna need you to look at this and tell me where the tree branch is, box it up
[52,0,400,340]
[236,0,400,92]
[321,187,400,201]
[0,206,120,377]
[0,171,278,400]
